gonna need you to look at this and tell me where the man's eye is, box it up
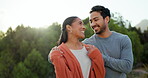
[95,19,98,21]
[90,21,92,23]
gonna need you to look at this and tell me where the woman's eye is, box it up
[79,22,83,25]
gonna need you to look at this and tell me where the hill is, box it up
[135,19,148,32]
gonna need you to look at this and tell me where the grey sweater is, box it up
[82,31,133,78]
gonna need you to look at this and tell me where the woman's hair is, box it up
[57,16,78,45]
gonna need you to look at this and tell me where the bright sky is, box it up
[0,0,148,32]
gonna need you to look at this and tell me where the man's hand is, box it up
[48,46,61,63]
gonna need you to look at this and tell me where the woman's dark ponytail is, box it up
[58,16,78,45]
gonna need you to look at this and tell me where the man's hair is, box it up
[90,5,111,19]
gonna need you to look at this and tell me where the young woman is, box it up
[49,16,105,78]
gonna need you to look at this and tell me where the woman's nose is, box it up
[82,25,86,30]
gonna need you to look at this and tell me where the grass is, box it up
[127,64,148,78]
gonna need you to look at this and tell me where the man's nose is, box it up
[90,22,96,27]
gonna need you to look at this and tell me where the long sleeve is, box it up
[49,50,73,78]
[103,36,133,73]
[88,49,105,78]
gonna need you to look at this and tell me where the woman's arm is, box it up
[49,50,73,78]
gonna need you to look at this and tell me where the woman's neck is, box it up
[65,37,83,50]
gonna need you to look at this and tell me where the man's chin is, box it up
[96,32,101,34]
[95,30,105,34]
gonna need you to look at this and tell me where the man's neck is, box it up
[97,30,112,38]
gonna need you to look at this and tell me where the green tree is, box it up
[127,31,144,64]
[141,43,148,63]
[24,49,50,78]
[0,30,4,40]
[18,40,30,61]
[83,17,94,38]
[12,62,38,78]
[111,12,126,27]
[47,22,61,47]
[0,50,15,78]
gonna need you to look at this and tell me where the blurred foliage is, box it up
[0,13,148,78]
[83,17,94,38]
[0,30,5,40]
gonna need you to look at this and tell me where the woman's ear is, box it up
[66,25,72,31]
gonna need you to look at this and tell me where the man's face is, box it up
[89,11,107,34]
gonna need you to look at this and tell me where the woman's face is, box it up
[71,18,86,39]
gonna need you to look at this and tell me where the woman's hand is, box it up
[86,44,97,54]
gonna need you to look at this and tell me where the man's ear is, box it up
[66,25,72,31]
[105,16,110,23]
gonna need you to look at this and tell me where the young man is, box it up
[82,5,133,78]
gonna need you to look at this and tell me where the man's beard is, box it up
[95,24,106,34]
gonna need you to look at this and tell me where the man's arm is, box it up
[103,36,133,73]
